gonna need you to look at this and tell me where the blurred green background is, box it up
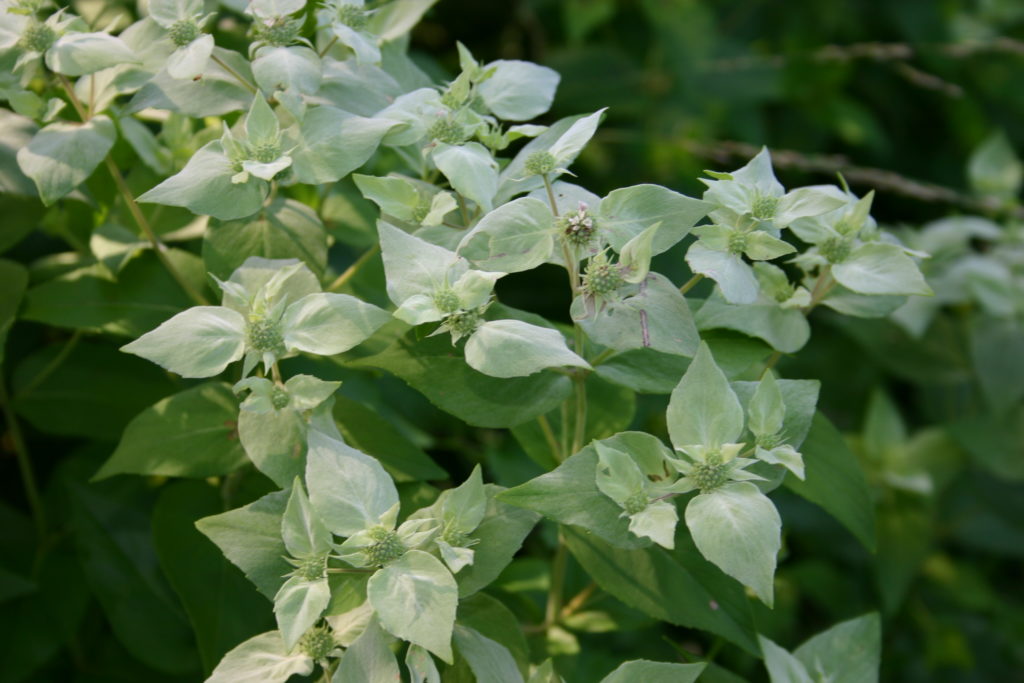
[405,2,1024,680]
[416,0,1023,218]
[2,1,1023,682]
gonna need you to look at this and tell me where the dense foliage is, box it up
[1,0,1022,682]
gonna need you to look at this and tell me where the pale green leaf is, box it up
[774,186,847,228]
[282,479,332,558]
[494,115,584,203]
[433,142,499,212]
[167,34,214,80]
[350,330,571,428]
[686,243,759,304]
[453,625,525,683]
[832,242,932,297]
[452,269,502,309]
[367,550,457,663]
[203,197,328,280]
[128,47,254,117]
[499,432,669,549]
[453,485,539,597]
[149,0,203,27]
[793,613,880,683]
[245,95,279,145]
[465,319,589,378]
[286,374,341,411]
[477,60,559,122]
[205,631,313,683]
[306,430,398,536]
[757,444,805,480]
[760,636,814,683]
[685,482,781,605]
[46,32,138,76]
[618,222,658,283]
[442,465,487,534]
[666,341,744,449]
[17,116,116,206]
[696,299,811,354]
[405,644,441,683]
[273,576,331,649]
[195,490,291,599]
[594,441,646,505]
[331,23,380,65]
[291,107,397,184]
[119,116,171,175]
[599,184,710,255]
[138,141,267,221]
[437,541,474,574]
[627,501,678,550]
[120,306,246,378]
[747,372,785,437]
[600,659,705,683]
[333,616,400,683]
[548,108,605,167]
[253,46,322,95]
[379,220,462,302]
[353,174,420,221]
[576,272,700,357]
[457,197,554,273]
[95,382,247,479]
[743,231,795,260]
[968,130,1022,199]
[367,0,438,41]
[281,292,390,355]
[238,407,305,488]
[247,0,305,16]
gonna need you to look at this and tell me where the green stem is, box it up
[544,532,568,630]
[559,401,571,460]
[803,265,834,313]
[318,35,339,58]
[571,327,587,456]
[0,380,46,544]
[589,348,616,367]
[14,330,82,400]
[560,242,579,294]
[537,414,562,463]
[571,373,587,455]
[57,75,208,306]
[210,53,259,95]
[679,273,703,295]
[103,156,209,305]
[542,173,560,218]
[762,350,783,374]
[87,73,95,118]
[561,581,597,619]
[538,174,584,638]
[543,172,579,293]
[327,243,380,292]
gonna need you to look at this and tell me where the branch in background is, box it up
[679,138,1022,218]
[703,37,1024,71]
[702,37,1024,99]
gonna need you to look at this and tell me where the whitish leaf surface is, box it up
[685,482,781,606]
[367,550,458,662]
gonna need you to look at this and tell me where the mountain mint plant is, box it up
[0,0,934,679]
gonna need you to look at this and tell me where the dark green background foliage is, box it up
[1,0,1022,681]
